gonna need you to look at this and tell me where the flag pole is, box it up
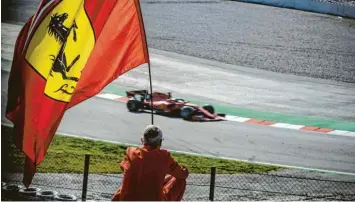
[136,0,154,125]
[148,63,154,125]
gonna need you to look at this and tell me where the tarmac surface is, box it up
[2,23,355,122]
[2,68,355,174]
[2,0,355,82]
[1,22,355,173]
[1,1,355,198]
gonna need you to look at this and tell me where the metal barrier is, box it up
[233,0,355,19]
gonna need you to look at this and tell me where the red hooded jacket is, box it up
[113,146,189,201]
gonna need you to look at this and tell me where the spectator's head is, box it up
[141,125,163,148]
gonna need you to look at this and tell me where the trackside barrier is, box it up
[233,0,355,19]
[2,154,355,201]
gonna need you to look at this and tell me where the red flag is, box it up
[6,0,149,187]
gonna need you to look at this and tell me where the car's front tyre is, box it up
[180,106,195,120]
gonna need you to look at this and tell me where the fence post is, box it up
[209,167,216,201]
[82,154,90,201]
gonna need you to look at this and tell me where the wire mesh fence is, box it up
[2,153,355,201]
[2,153,85,201]
[213,168,355,201]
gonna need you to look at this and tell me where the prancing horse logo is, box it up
[24,0,96,102]
[47,12,80,94]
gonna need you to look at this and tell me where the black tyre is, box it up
[180,106,195,119]
[19,187,41,196]
[126,100,140,112]
[203,104,215,114]
[36,190,58,200]
[54,194,77,201]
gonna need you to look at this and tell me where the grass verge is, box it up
[2,125,284,174]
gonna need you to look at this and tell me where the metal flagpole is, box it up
[148,63,154,125]
[137,0,154,125]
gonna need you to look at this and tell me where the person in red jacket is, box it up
[112,125,189,201]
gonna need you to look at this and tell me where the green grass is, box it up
[2,125,284,174]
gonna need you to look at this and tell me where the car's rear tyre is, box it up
[203,104,215,114]
[127,100,140,112]
[180,106,195,119]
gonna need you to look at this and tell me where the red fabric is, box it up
[6,0,149,187]
[67,0,150,108]
[84,0,116,37]
[112,146,189,201]
[162,175,187,201]
[113,175,187,201]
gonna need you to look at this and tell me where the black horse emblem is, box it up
[47,12,80,82]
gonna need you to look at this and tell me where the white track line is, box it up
[225,115,251,122]
[323,130,355,138]
[284,124,305,130]
[94,93,355,137]
[96,93,123,100]
[271,123,293,129]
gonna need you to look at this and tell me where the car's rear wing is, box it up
[126,90,149,98]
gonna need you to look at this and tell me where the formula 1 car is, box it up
[125,90,226,121]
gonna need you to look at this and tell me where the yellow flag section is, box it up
[25,0,95,102]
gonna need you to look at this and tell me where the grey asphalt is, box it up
[144,0,355,83]
[1,0,355,175]
[113,48,355,121]
[2,69,355,173]
[2,0,355,83]
[2,23,355,122]
[48,96,355,173]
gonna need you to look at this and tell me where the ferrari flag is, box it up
[6,0,149,187]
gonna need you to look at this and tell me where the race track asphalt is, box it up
[2,23,355,122]
[1,1,355,174]
[2,70,355,173]
[2,0,355,82]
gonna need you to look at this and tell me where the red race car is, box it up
[125,90,226,121]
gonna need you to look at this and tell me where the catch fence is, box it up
[2,154,355,201]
